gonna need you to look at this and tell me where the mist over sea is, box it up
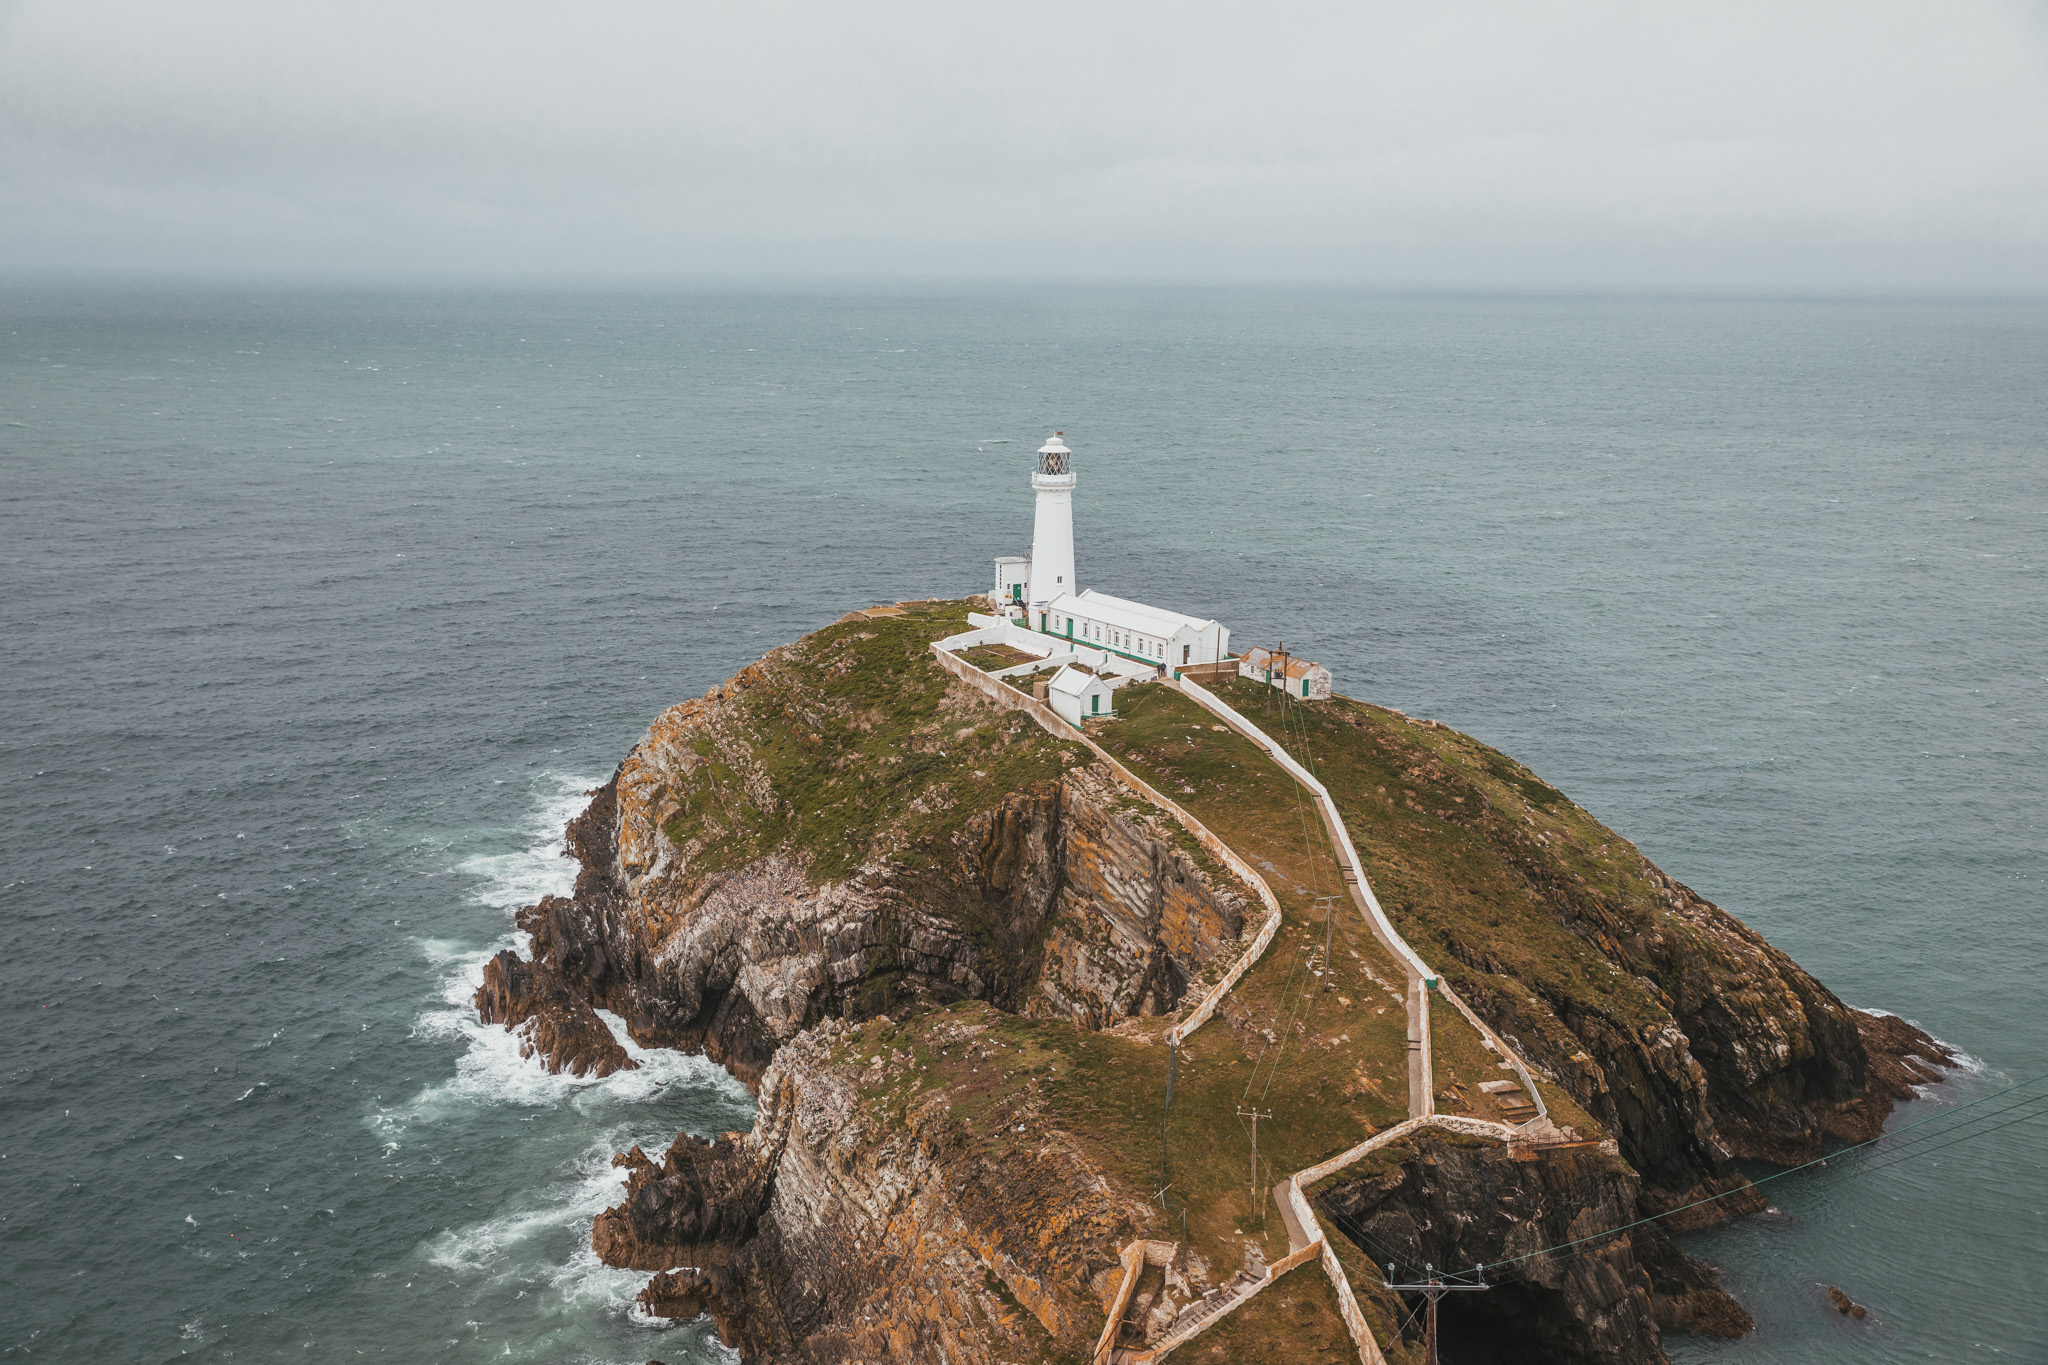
[2,284,2041,1362]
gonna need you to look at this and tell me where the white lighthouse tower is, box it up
[1025,433,1076,629]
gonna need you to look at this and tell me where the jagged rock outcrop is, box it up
[1303,699,1956,1221]
[594,1063,793,1269]
[616,1014,1145,1363]
[473,929,633,1077]
[472,604,1955,1364]
[1316,1131,1750,1364]
[482,761,1246,1087]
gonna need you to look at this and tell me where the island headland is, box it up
[474,596,1950,1365]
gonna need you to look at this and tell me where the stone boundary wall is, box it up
[930,640,1284,1047]
[1091,1240,1150,1365]
[1280,1114,1516,1365]
[1128,1239,1325,1363]
[1293,1113,1515,1191]
[1319,1237,1389,1365]
[1173,658,1240,685]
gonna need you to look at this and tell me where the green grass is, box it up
[1184,1259,1358,1364]
[658,600,1090,884]
[1197,674,1684,1040]
[646,603,1686,1353]
[958,643,1040,671]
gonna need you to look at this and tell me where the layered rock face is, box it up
[1293,695,1956,1221]
[1316,1132,1749,1364]
[1443,856,1947,1198]
[598,1014,1147,1364]
[473,608,1953,1364]
[482,762,1246,1089]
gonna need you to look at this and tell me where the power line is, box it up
[1441,1071,2048,1281]
[1243,940,1304,1102]
[1313,1075,2048,1294]
[1322,1202,1421,1276]
[1246,648,1343,1104]
[1841,1090,2048,1181]
[1382,1264,1489,1365]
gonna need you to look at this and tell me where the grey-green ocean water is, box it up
[1,284,2042,1363]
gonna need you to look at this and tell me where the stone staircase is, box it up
[1156,1269,1262,1343]
[1480,1077,1541,1123]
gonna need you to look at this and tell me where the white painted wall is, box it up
[1027,472,1075,617]
[993,555,1030,606]
[1047,666,1114,726]
[1239,647,1332,699]
[1046,607,1228,672]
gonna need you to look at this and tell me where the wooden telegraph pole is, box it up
[1317,895,1340,991]
[1383,1263,1489,1364]
[1236,1106,1272,1228]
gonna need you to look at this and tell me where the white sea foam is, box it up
[455,771,596,913]
[422,1125,752,1359]
[424,1129,639,1278]
[392,986,746,1127]
[383,770,751,1130]
[1852,1006,1988,1077]
[627,1301,677,1329]
[394,772,753,1359]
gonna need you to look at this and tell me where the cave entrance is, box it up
[1398,1280,1586,1365]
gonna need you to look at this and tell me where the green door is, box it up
[1092,694,1100,714]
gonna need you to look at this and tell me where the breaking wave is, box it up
[384,770,751,1127]
[382,770,751,1362]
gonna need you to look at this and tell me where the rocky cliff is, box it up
[1222,690,1959,1220]
[475,600,1951,1365]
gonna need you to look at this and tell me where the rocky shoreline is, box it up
[475,601,1953,1363]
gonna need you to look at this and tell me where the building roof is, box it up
[1048,589,1218,638]
[1242,646,1328,679]
[1047,664,1105,698]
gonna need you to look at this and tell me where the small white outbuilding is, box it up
[1239,646,1332,700]
[1046,665,1116,727]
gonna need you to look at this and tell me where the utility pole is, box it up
[1236,1106,1272,1227]
[1383,1263,1488,1365]
[1317,895,1340,991]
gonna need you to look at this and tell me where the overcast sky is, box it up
[3,1,2046,287]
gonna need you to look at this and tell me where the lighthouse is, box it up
[989,428,1235,673]
[1026,433,1076,629]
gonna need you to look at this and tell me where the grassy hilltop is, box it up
[481,598,1938,1364]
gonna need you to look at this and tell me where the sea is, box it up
[1,283,2041,1363]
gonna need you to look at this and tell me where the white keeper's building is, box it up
[993,434,1231,676]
